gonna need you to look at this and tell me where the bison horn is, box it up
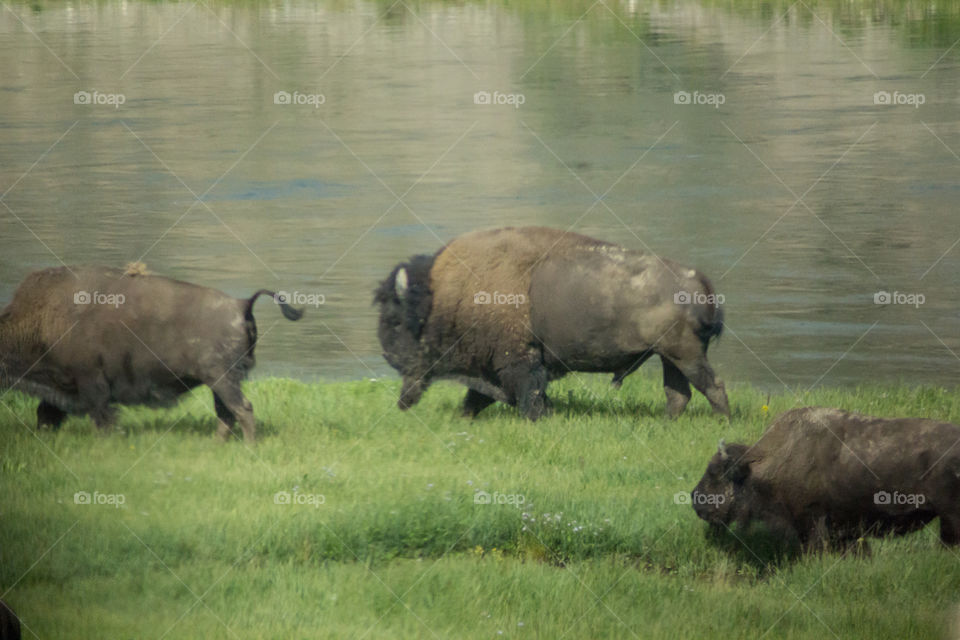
[718,438,728,459]
[395,268,409,300]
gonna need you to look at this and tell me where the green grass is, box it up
[2,373,960,638]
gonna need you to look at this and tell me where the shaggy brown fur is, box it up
[428,227,608,372]
[376,226,728,419]
[0,266,302,441]
[692,407,960,551]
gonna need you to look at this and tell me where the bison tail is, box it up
[695,275,724,347]
[247,290,305,321]
[697,303,724,346]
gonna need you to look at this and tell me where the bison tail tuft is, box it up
[698,302,723,346]
[278,303,304,321]
[695,274,724,347]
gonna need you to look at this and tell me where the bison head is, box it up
[691,439,754,525]
[373,254,436,408]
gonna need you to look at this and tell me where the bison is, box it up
[0,265,302,442]
[374,226,729,420]
[691,407,960,552]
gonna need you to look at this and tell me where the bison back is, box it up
[5,266,251,407]
[529,250,712,371]
[427,227,609,370]
[753,407,960,526]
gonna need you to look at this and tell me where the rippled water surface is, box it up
[2,0,959,392]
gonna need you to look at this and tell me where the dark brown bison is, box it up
[0,265,302,442]
[374,226,729,420]
[692,407,960,551]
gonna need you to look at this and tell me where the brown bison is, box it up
[692,407,960,551]
[374,226,729,419]
[0,265,302,441]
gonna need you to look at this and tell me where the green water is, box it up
[1,0,958,391]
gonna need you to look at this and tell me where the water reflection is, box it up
[1,0,958,392]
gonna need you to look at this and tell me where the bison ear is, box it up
[395,268,409,301]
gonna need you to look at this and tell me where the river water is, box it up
[1,0,959,393]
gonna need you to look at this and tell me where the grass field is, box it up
[2,372,960,639]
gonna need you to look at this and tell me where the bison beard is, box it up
[374,226,729,420]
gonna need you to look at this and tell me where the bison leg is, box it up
[210,382,256,443]
[90,406,117,431]
[803,516,835,553]
[611,351,653,389]
[77,372,115,431]
[462,389,496,418]
[661,356,692,418]
[500,358,549,421]
[939,514,960,546]
[671,356,730,417]
[37,401,67,430]
[213,392,238,440]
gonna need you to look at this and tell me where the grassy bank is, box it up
[2,373,959,638]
